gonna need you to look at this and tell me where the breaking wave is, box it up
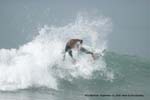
[0,14,112,91]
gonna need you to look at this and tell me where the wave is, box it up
[0,14,112,91]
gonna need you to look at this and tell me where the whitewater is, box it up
[0,14,112,91]
[0,14,150,100]
[0,14,149,100]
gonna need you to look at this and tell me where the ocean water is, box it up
[0,52,149,100]
[0,14,149,100]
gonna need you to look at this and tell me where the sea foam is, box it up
[0,13,112,91]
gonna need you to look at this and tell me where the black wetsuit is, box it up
[65,45,93,59]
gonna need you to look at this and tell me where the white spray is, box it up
[0,14,112,91]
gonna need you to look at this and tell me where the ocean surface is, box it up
[0,14,149,100]
[0,51,149,100]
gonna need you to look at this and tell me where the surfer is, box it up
[63,39,95,63]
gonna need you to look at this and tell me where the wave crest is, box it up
[0,13,112,91]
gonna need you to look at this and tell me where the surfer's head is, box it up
[80,40,83,44]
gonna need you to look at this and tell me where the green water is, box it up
[0,52,149,100]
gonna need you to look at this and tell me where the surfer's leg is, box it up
[63,53,66,61]
[68,50,73,59]
[68,50,76,63]
[63,45,70,61]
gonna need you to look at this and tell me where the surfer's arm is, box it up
[80,47,96,60]
[80,47,92,54]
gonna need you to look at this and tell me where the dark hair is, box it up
[80,40,83,44]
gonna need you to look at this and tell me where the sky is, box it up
[0,0,149,58]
